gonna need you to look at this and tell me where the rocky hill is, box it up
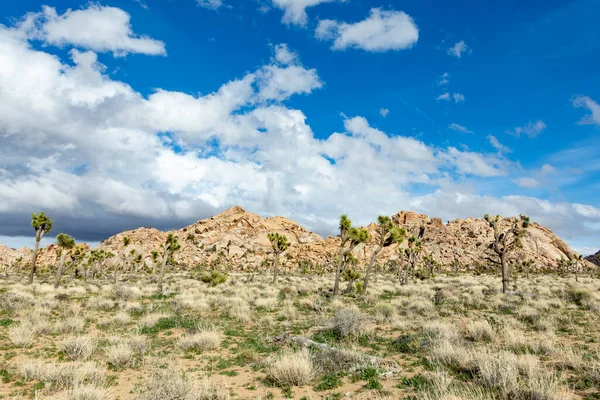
[585,250,600,266]
[0,206,593,272]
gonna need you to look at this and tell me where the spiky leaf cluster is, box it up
[32,212,53,235]
[56,233,75,250]
[165,233,181,253]
[268,233,290,254]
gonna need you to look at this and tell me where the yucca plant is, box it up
[333,215,370,295]
[268,232,290,283]
[54,233,75,288]
[29,212,53,284]
[158,234,181,293]
[484,214,530,293]
[363,215,405,294]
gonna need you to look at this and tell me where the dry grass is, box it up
[59,336,96,361]
[267,349,315,386]
[179,329,221,352]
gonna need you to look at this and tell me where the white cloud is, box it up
[315,8,418,52]
[541,164,556,173]
[379,108,389,117]
[0,12,598,252]
[507,120,546,138]
[448,40,468,58]
[197,0,224,10]
[271,0,342,26]
[18,4,166,56]
[436,92,464,103]
[487,135,511,154]
[514,177,540,188]
[437,72,449,85]
[443,147,508,177]
[573,96,600,125]
[448,123,472,133]
[453,93,465,103]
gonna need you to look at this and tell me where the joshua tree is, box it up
[423,254,439,279]
[133,253,143,275]
[333,215,370,296]
[158,234,181,293]
[29,212,53,284]
[123,236,131,247]
[400,236,423,284]
[87,249,109,280]
[54,233,75,288]
[268,232,290,283]
[363,216,405,294]
[484,214,530,293]
[150,250,159,276]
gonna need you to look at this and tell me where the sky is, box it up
[0,0,599,255]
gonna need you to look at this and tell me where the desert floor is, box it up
[1,272,599,399]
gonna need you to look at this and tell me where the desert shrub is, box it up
[279,300,297,320]
[106,343,134,369]
[465,320,494,342]
[254,297,278,311]
[179,329,221,352]
[200,271,228,287]
[8,323,36,348]
[111,286,141,301]
[134,365,229,400]
[59,336,96,361]
[565,285,592,306]
[328,308,371,339]
[19,360,106,391]
[51,384,111,400]
[55,316,86,334]
[267,349,315,386]
[373,302,396,322]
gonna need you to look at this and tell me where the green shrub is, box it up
[199,271,228,287]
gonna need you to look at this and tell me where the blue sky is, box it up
[0,0,599,255]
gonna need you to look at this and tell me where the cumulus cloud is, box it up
[437,72,449,85]
[18,4,166,56]
[448,123,472,133]
[573,96,600,125]
[507,120,546,138]
[271,0,343,26]
[315,8,418,52]
[197,0,224,10]
[487,135,511,154]
[453,93,465,103]
[0,7,598,251]
[448,40,468,58]
[436,92,464,103]
[514,177,540,188]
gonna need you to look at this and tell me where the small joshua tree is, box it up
[29,212,53,284]
[333,215,370,296]
[484,214,530,293]
[363,216,405,294]
[158,234,181,293]
[54,233,75,288]
[268,233,290,283]
[400,236,422,285]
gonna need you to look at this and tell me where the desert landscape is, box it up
[0,207,599,400]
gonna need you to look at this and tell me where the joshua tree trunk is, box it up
[28,233,41,284]
[363,247,380,295]
[54,250,67,289]
[333,248,344,295]
[575,262,579,282]
[272,252,280,283]
[501,252,509,294]
[113,263,119,284]
[158,245,168,293]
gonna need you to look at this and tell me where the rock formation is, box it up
[0,206,594,273]
[585,250,600,266]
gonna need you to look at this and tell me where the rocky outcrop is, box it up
[585,250,600,266]
[0,207,592,272]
